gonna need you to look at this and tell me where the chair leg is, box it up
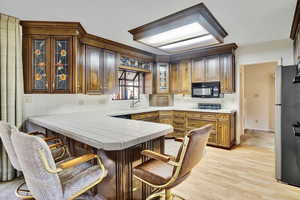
[165,189,172,200]
[146,191,165,200]
[15,181,34,199]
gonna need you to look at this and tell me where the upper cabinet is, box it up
[23,35,74,93]
[191,53,235,93]
[205,56,220,82]
[192,58,206,83]
[169,60,192,95]
[21,21,155,95]
[85,46,118,95]
[154,63,170,94]
[103,50,117,94]
[220,54,235,93]
[85,45,104,94]
[52,36,73,93]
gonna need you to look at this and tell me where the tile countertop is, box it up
[108,106,236,116]
[28,111,173,151]
[28,106,236,151]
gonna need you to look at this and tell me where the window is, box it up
[113,70,144,100]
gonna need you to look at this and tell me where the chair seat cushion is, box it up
[62,165,104,200]
[133,159,174,185]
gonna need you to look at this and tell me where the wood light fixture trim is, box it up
[128,3,228,53]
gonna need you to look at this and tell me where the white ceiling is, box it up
[0,0,297,55]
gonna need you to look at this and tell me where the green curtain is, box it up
[0,13,24,182]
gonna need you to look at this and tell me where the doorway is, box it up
[240,61,278,149]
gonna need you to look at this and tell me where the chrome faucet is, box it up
[130,98,140,108]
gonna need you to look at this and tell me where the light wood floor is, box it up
[165,138,300,200]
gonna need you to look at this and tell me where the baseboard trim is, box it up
[244,128,275,133]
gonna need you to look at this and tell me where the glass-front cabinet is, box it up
[155,63,169,94]
[53,37,72,93]
[31,36,50,92]
[24,35,73,93]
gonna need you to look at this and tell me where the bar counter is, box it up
[28,111,173,200]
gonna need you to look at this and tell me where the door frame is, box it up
[238,60,279,142]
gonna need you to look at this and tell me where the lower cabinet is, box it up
[131,110,235,149]
[131,112,159,123]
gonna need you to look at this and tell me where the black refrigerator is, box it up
[275,65,300,187]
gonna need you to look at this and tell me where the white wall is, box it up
[236,39,294,66]
[244,62,277,132]
[235,39,293,143]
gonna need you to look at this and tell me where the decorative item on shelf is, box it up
[130,58,135,67]
[135,60,139,68]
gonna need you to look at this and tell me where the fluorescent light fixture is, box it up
[128,3,228,53]
[139,22,209,47]
[160,35,218,52]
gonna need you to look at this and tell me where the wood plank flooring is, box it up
[165,139,300,200]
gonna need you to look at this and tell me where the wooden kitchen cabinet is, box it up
[131,112,159,122]
[217,114,235,148]
[192,58,206,83]
[131,110,235,148]
[180,60,192,94]
[23,35,73,93]
[169,60,192,95]
[191,53,235,93]
[103,50,117,94]
[186,112,234,148]
[220,54,235,93]
[85,46,117,95]
[85,45,104,94]
[205,55,220,82]
[153,63,170,94]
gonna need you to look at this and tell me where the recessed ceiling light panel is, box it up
[129,3,228,54]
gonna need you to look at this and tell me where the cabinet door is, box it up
[85,45,104,94]
[179,60,192,95]
[220,54,235,93]
[156,63,169,94]
[26,36,51,93]
[206,56,220,82]
[103,50,117,94]
[217,115,231,148]
[51,36,73,93]
[192,58,206,83]
[169,63,179,94]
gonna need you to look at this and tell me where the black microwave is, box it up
[192,82,220,98]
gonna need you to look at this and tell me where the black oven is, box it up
[192,82,220,98]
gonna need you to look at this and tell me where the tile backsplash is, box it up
[23,94,149,118]
[23,93,237,118]
[173,94,237,109]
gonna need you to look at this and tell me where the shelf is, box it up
[118,65,151,73]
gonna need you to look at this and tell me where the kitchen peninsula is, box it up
[27,106,235,200]
[28,111,173,200]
